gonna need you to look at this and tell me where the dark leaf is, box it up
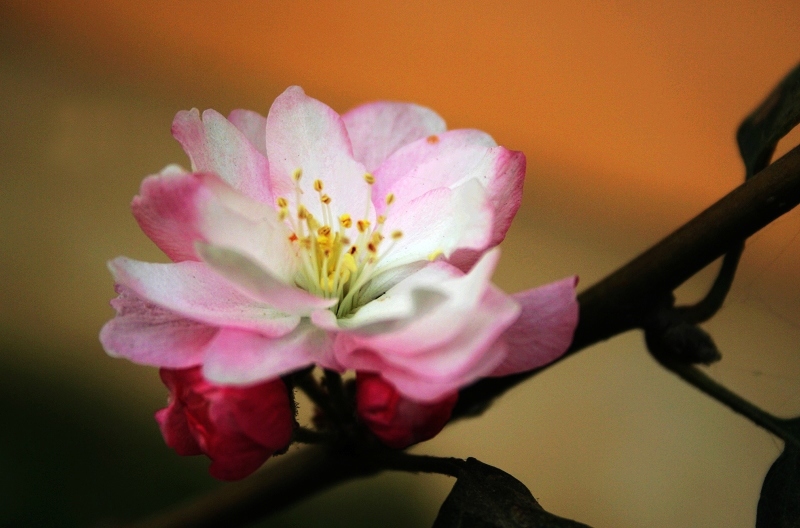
[738,63,800,179]
[432,458,592,528]
[757,419,800,528]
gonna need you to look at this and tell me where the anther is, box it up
[321,194,331,204]
[391,230,403,239]
[385,193,395,205]
[339,214,352,228]
[428,249,443,261]
[377,215,386,224]
[363,173,375,185]
[276,197,288,208]
[357,219,371,233]
[313,179,323,192]
[292,168,303,181]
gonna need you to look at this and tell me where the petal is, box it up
[100,285,216,368]
[490,275,579,377]
[355,372,458,449]
[348,286,516,402]
[196,243,336,316]
[449,148,526,271]
[335,250,521,401]
[131,164,202,262]
[376,178,493,272]
[372,129,497,208]
[228,109,267,158]
[109,257,300,336]
[155,405,204,456]
[218,379,294,451]
[373,132,525,270]
[344,250,501,348]
[133,170,296,280]
[172,108,272,203]
[202,323,335,385]
[342,101,446,172]
[265,86,373,222]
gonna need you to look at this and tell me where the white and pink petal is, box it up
[372,129,497,210]
[196,244,336,316]
[265,86,373,223]
[228,109,267,158]
[202,323,336,386]
[109,257,300,336]
[375,179,493,272]
[100,285,216,369]
[172,108,272,203]
[490,275,579,377]
[342,101,446,173]
[133,170,296,281]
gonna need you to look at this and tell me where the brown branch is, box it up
[129,142,800,528]
[454,142,800,417]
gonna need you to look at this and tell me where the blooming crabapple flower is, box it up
[155,367,294,481]
[100,86,578,405]
[356,372,458,449]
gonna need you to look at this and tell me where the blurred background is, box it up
[1,1,800,526]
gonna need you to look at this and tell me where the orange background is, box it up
[1,1,800,526]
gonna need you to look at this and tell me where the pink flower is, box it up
[155,367,294,481]
[356,372,458,449]
[100,86,578,404]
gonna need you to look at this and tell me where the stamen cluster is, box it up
[277,169,402,318]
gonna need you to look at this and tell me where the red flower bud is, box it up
[155,367,293,481]
[355,372,458,449]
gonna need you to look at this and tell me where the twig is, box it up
[659,361,800,450]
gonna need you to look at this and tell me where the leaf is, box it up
[432,458,592,528]
[757,419,800,528]
[737,63,800,178]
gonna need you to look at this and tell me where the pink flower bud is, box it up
[155,367,294,481]
[356,372,458,449]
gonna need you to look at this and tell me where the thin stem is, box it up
[677,243,743,324]
[292,426,335,445]
[661,362,800,450]
[291,370,339,424]
[370,451,466,478]
[323,369,353,423]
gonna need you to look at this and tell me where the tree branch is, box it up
[454,142,800,418]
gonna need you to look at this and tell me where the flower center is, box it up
[276,169,402,318]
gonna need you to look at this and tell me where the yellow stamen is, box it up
[428,249,443,261]
[313,179,323,192]
[385,193,395,205]
[363,173,375,185]
[339,214,352,228]
[292,168,303,181]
